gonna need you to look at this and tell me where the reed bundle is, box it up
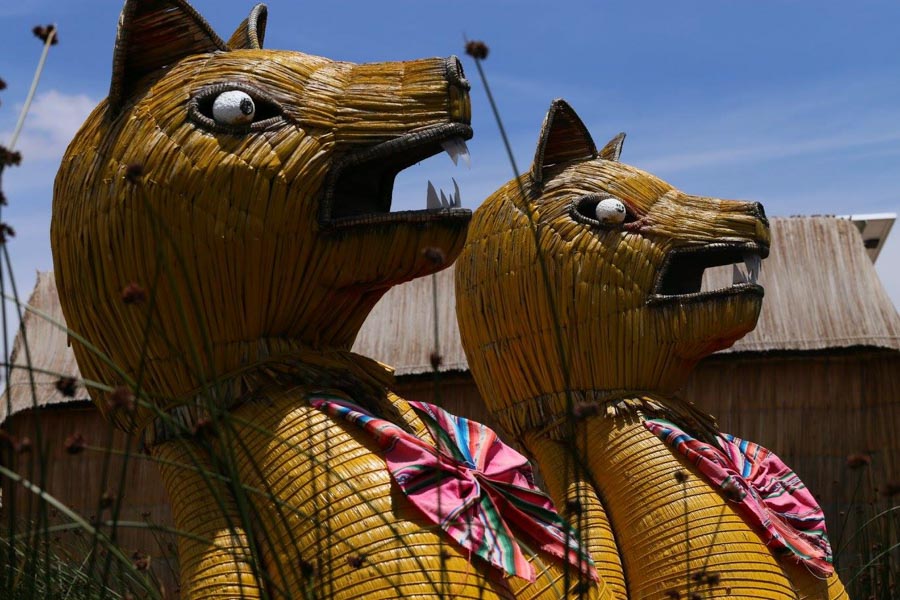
[50,1,608,597]
[456,99,848,598]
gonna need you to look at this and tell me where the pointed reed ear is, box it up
[227,3,268,50]
[531,99,597,186]
[109,0,228,116]
[598,132,626,162]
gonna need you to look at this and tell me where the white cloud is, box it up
[3,89,97,161]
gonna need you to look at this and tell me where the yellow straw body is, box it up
[51,2,610,597]
[455,99,848,599]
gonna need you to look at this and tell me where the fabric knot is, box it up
[312,394,597,582]
[644,417,834,576]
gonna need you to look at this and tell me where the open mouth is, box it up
[649,241,768,305]
[320,123,473,228]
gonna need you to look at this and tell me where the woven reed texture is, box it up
[222,389,606,599]
[52,0,469,433]
[525,434,627,599]
[153,440,262,599]
[454,99,848,598]
[47,1,619,597]
[9,213,897,424]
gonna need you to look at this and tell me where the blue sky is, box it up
[1,0,898,317]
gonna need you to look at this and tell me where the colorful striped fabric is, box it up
[311,394,597,582]
[644,418,833,576]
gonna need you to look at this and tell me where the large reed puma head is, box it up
[51,0,472,428]
[456,100,769,432]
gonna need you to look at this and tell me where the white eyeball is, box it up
[212,90,255,126]
[595,198,627,225]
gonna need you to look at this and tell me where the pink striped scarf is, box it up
[312,394,597,582]
[644,418,833,576]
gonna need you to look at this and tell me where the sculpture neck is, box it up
[493,388,718,444]
[140,337,395,445]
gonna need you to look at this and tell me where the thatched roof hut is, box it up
[355,215,900,364]
[3,215,898,590]
[1,272,178,593]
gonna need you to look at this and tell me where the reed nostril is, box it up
[446,56,470,91]
[752,202,769,226]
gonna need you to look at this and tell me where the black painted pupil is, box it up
[240,98,254,115]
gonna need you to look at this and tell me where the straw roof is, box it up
[3,216,898,422]
[355,215,900,363]
[355,267,467,376]
[706,216,900,353]
[1,272,88,423]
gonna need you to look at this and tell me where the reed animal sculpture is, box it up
[52,2,602,598]
[455,100,849,599]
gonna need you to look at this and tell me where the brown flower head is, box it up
[880,481,900,498]
[422,246,446,265]
[0,147,22,167]
[124,163,144,184]
[108,386,135,413]
[299,558,316,579]
[55,376,78,397]
[192,418,217,438]
[846,452,871,470]
[121,282,146,305]
[64,432,86,455]
[565,498,582,516]
[32,25,58,45]
[131,550,150,571]
[572,401,600,419]
[721,477,745,502]
[465,40,489,60]
[100,490,115,510]
[0,223,15,243]
[347,554,366,569]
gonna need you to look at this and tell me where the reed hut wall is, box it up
[0,271,178,594]
[1,405,180,594]
[685,350,900,543]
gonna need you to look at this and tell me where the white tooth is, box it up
[427,181,440,209]
[458,139,471,168]
[441,139,460,166]
[440,189,450,208]
[452,177,462,208]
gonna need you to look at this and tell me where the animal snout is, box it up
[750,202,769,227]
[446,56,471,124]
[446,56,469,91]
